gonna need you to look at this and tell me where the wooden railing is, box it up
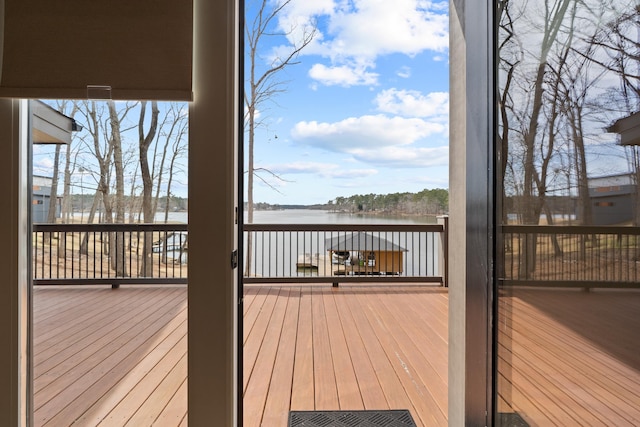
[33,223,188,288]
[500,225,640,288]
[33,219,449,287]
[243,221,448,286]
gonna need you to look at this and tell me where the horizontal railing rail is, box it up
[500,225,640,288]
[243,222,447,286]
[33,223,188,288]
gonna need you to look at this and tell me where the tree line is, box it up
[327,188,449,216]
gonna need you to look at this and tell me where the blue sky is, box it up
[246,0,449,205]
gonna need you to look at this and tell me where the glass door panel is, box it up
[31,100,189,426]
[496,2,640,425]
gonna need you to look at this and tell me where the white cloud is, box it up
[322,168,378,179]
[397,66,412,78]
[374,89,448,119]
[351,145,448,167]
[308,63,379,87]
[263,161,378,179]
[269,161,335,174]
[312,0,449,60]
[292,114,446,152]
[244,104,262,121]
[277,0,449,87]
[290,114,448,168]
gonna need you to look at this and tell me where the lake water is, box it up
[155,210,442,277]
[159,209,438,225]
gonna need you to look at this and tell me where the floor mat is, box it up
[288,410,416,426]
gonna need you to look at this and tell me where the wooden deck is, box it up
[33,285,188,426]
[32,284,640,426]
[33,284,448,426]
[243,285,449,427]
[497,287,640,426]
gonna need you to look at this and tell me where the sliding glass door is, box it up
[496,1,640,425]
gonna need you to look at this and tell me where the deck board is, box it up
[323,288,365,410]
[342,289,421,418]
[155,378,188,425]
[35,288,179,383]
[261,286,301,426]
[243,287,291,427]
[242,287,280,393]
[289,287,315,411]
[369,289,448,419]
[33,284,449,426]
[70,328,187,425]
[34,284,640,427]
[311,287,340,410]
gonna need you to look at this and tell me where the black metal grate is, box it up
[496,412,530,427]
[289,410,416,427]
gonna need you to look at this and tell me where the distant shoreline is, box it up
[249,206,445,219]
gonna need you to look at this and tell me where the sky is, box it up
[246,0,450,205]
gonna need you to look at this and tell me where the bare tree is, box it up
[138,101,160,276]
[76,101,116,259]
[519,0,575,226]
[107,101,138,277]
[498,0,576,275]
[162,110,188,224]
[44,101,78,257]
[150,103,188,217]
[76,100,135,275]
[583,2,640,224]
[41,100,190,274]
[244,0,316,275]
[498,0,522,228]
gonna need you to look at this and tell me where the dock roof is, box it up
[325,232,408,252]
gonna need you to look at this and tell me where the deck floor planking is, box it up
[35,284,640,427]
[33,284,449,426]
[497,288,640,426]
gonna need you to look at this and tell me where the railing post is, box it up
[437,215,449,287]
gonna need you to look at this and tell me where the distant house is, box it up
[30,101,79,223]
[607,111,640,146]
[32,176,62,223]
[588,173,636,225]
[601,112,640,225]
